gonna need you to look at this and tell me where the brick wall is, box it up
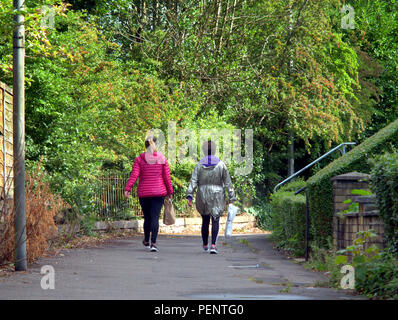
[331,172,384,256]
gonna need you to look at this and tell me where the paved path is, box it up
[0,234,365,300]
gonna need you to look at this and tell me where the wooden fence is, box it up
[0,82,14,200]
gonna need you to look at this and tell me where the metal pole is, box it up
[13,0,27,271]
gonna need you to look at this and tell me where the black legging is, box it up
[139,196,165,244]
[201,215,220,246]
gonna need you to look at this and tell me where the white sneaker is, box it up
[142,240,150,249]
[210,244,218,254]
[150,244,159,252]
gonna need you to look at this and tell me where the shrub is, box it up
[307,118,398,248]
[0,164,66,265]
[335,229,383,268]
[246,201,273,231]
[269,179,306,256]
[304,237,343,287]
[370,152,398,255]
[334,228,398,299]
[355,253,398,299]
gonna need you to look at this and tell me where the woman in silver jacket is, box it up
[187,140,236,254]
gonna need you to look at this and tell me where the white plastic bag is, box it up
[225,204,239,238]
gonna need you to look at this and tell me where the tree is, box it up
[60,0,389,196]
[345,0,398,137]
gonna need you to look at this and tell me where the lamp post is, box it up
[13,0,27,271]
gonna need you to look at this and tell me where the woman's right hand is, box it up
[124,191,130,199]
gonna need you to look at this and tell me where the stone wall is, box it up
[57,214,257,236]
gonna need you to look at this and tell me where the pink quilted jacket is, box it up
[124,152,173,198]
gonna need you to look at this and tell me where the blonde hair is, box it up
[145,136,158,153]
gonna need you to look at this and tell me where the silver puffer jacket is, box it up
[186,161,236,218]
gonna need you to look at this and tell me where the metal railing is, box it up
[94,172,192,219]
[273,142,357,261]
[273,142,356,193]
[95,172,142,219]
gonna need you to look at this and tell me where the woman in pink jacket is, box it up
[124,136,173,252]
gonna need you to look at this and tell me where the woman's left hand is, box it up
[166,194,173,200]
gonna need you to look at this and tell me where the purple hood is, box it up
[199,155,220,167]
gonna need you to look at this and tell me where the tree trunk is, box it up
[214,0,222,51]
[288,133,294,176]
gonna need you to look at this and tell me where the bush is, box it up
[307,118,398,248]
[246,201,273,231]
[269,179,306,256]
[304,237,343,287]
[0,164,66,265]
[355,253,398,299]
[333,228,398,299]
[370,152,398,255]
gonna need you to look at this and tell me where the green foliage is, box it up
[142,0,364,145]
[2,0,398,230]
[340,199,359,216]
[335,229,382,267]
[306,233,398,298]
[5,7,197,217]
[304,238,343,287]
[79,213,97,237]
[0,1,71,79]
[370,152,398,255]
[351,189,373,196]
[245,202,272,231]
[307,118,398,248]
[335,229,397,300]
[350,0,398,137]
[337,189,373,218]
[276,179,307,193]
[354,253,398,300]
[269,179,306,256]
[86,0,384,200]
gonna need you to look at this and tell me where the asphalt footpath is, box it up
[0,234,366,300]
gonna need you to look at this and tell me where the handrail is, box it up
[294,186,307,195]
[273,142,356,193]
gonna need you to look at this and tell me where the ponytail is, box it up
[145,136,158,153]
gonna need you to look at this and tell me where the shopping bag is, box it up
[225,203,239,238]
[163,197,176,225]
